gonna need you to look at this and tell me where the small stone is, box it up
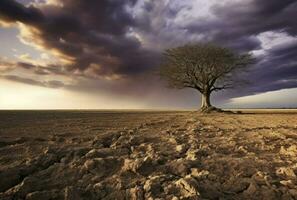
[176,144,187,153]
[129,135,145,145]
[176,176,200,197]
[280,145,297,157]
[237,146,248,154]
[90,183,106,199]
[191,168,209,180]
[276,167,296,180]
[122,156,154,175]
[167,159,191,176]
[280,180,296,188]
[186,149,199,161]
[252,171,269,185]
[84,159,96,171]
[168,138,178,144]
[144,176,163,198]
[127,186,144,200]
[84,157,120,177]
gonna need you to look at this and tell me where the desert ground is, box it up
[0,110,297,200]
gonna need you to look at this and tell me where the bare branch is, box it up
[159,42,254,97]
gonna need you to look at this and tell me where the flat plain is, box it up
[0,110,297,199]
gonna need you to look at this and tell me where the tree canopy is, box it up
[159,43,254,112]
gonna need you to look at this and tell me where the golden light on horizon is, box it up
[0,79,147,110]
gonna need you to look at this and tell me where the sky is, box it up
[0,0,296,109]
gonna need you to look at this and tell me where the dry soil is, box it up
[0,110,297,200]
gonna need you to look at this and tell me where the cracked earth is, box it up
[0,111,297,199]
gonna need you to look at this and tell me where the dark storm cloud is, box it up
[0,0,158,78]
[185,0,297,51]
[0,0,296,100]
[211,0,297,37]
[182,0,297,96]
[248,42,297,92]
[0,0,44,24]
[225,41,297,98]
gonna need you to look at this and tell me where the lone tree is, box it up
[159,43,253,112]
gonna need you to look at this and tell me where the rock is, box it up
[93,182,104,190]
[122,156,154,175]
[176,144,188,154]
[7,176,41,198]
[163,183,179,196]
[252,171,271,186]
[276,167,296,180]
[73,147,92,157]
[186,149,199,161]
[196,180,222,199]
[128,129,135,135]
[92,132,120,148]
[191,168,209,180]
[144,176,163,198]
[167,159,191,176]
[280,145,297,157]
[93,182,107,197]
[168,138,178,144]
[176,176,200,198]
[84,159,96,171]
[280,180,296,188]
[85,148,129,158]
[188,137,199,146]
[186,146,209,160]
[265,131,286,140]
[129,135,146,145]
[126,186,145,200]
[111,135,131,149]
[85,149,98,158]
[26,152,59,170]
[83,157,120,177]
[236,146,249,154]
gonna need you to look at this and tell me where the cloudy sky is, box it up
[0,0,296,109]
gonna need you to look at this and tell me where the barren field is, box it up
[0,110,297,200]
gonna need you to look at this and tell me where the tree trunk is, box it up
[200,92,211,109]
